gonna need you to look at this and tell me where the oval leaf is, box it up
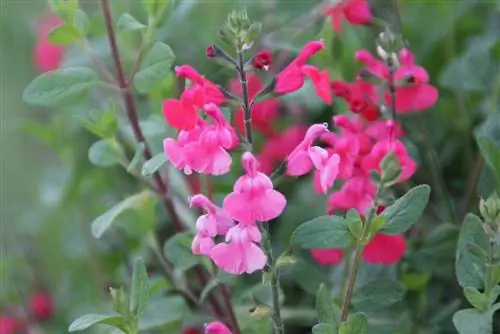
[163,232,200,271]
[312,323,337,334]
[88,139,122,167]
[290,216,352,249]
[23,67,98,107]
[453,308,493,334]
[117,13,146,31]
[48,24,81,45]
[477,136,500,188]
[316,283,340,325]
[134,42,175,93]
[68,313,123,332]
[380,184,431,234]
[351,280,407,311]
[130,257,150,316]
[142,153,168,176]
[339,312,368,334]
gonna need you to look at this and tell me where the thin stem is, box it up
[100,0,226,319]
[237,51,253,150]
[338,247,353,301]
[340,186,383,321]
[219,282,241,334]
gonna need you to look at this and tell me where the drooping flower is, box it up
[189,194,234,255]
[324,0,373,32]
[355,49,438,112]
[205,321,232,334]
[230,73,279,137]
[223,152,286,224]
[210,224,267,274]
[309,146,340,194]
[286,123,329,176]
[275,41,332,104]
[34,14,64,72]
[29,291,54,322]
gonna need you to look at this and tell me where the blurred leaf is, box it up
[117,13,146,31]
[290,216,352,249]
[401,272,430,291]
[199,278,219,302]
[464,287,490,312]
[68,313,124,332]
[134,42,175,93]
[48,24,81,45]
[456,213,488,288]
[312,323,337,334]
[127,143,145,172]
[339,312,368,334]
[138,296,188,331]
[477,136,500,188]
[163,232,200,271]
[380,185,431,234]
[74,9,90,36]
[142,153,168,176]
[351,280,407,311]
[453,308,493,334]
[88,139,122,167]
[316,283,340,326]
[23,67,98,107]
[130,257,150,317]
[74,104,118,138]
[286,260,329,295]
[91,191,153,238]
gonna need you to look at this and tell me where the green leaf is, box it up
[91,191,153,238]
[130,257,150,316]
[23,67,98,107]
[316,283,340,325]
[312,323,337,334]
[339,312,368,334]
[351,280,407,311]
[88,139,122,167]
[134,42,175,93]
[74,9,89,36]
[290,216,352,249]
[163,232,200,271]
[199,278,219,302]
[68,313,124,332]
[464,287,490,312]
[379,185,431,234]
[401,272,430,291]
[74,105,118,138]
[48,24,81,45]
[138,296,188,331]
[142,153,168,176]
[117,13,146,31]
[456,213,488,288]
[477,136,500,188]
[127,143,146,172]
[488,286,500,305]
[453,308,493,334]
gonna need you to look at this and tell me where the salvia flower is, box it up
[252,50,273,70]
[34,14,64,72]
[204,321,232,334]
[29,291,54,322]
[324,0,373,32]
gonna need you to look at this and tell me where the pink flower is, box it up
[205,321,232,334]
[361,139,417,182]
[355,49,438,113]
[309,147,340,194]
[0,316,23,334]
[311,248,344,265]
[321,133,359,179]
[327,176,376,215]
[286,123,329,176]
[175,65,225,105]
[34,14,64,72]
[252,50,273,70]
[362,233,407,264]
[230,73,279,137]
[162,88,200,130]
[275,41,332,104]
[325,0,373,32]
[223,152,286,224]
[189,194,234,255]
[210,225,267,274]
[29,291,54,322]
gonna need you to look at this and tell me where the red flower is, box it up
[34,14,64,72]
[206,45,217,58]
[361,233,407,264]
[252,50,273,70]
[325,0,373,32]
[29,291,54,322]
[162,88,199,130]
[0,316,24,334]
[311,249,344,265]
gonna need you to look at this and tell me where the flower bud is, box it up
[479,192,500,225]
[252,50,272,70]
[206,44,217,58]
[29,291,54,322]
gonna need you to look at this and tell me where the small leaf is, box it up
[48,24,81,45]
[477,136,500,188]
[464,287,490,312]
[290,216,352,249]
[488,285,500,305]
[117,13,146,31]
[130,257,150,316]
[88,139,122,167]
[74,9,89,36]
[68,313,123,332]
[312,323,337,334]
[142,153,168,176]
[23,67,98,107]
[127,143,146,172]
[351,280,407,311]
[199,278,219,302]
[134,42,175,93]
[339,312,368,334]
[453,308,493,334]
[163,232,200,271]
[379,185,431,234]
[91,191,152,238]
[456,213,488,288]
[316,283,340,325]
[74,105,118,139]
[138,296,188,331]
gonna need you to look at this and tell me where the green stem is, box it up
[338,247,353,301]
[237,51,253,151]
[340,186,383,321]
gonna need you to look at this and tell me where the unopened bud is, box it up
[206,44,216,58]
[479,192,500,225]
[249,305,273,317]
[252,50,272,70]
[275,252,296,269]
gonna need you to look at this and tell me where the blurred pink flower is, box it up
[325,0,373,32]
[34,14,64,72]
[205,321,232,334]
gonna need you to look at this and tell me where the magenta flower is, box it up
[34,14,64,72]
[204,321,232,334]
[324,0,373,32]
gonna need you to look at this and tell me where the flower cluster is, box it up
[33,13,64,72]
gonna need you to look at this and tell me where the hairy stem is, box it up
[100,0,226,319]
[238,51,253,150]
[340,186,383,321]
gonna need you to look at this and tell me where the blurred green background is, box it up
[1,0,500,333]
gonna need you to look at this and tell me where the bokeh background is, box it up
[1,0,500,333]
